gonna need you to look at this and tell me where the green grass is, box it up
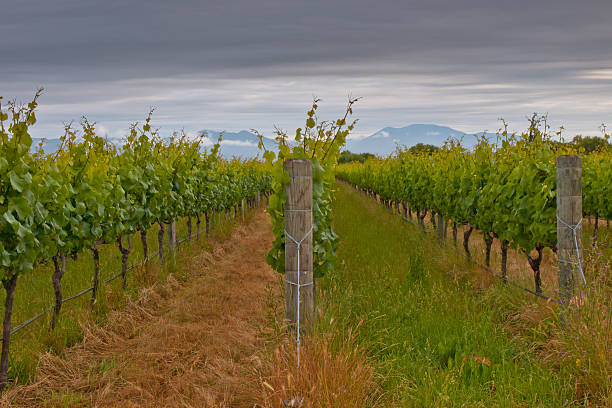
[318,182,580,407]
[0,207,249,385]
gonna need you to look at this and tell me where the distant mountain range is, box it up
[31,124,496,158]
[196,125,497,157]
[346,124,495,155]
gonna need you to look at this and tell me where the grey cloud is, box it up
[1,0,611,143]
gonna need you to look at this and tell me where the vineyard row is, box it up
[0,93,272,390]
[336,133,610,298]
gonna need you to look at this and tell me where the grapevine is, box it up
[337,126,610,295]
[0,92,272,391]
[256,97,359,278]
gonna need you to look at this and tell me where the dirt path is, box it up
[2,210,280,408]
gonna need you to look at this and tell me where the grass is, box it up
[259,329,382,407]
[0,207,249,386]
[3,184,608,406]
[2,206,282,407]
[316,182,599,406]
[393,205,611,300]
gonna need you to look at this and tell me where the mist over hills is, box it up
[31,124,497,158]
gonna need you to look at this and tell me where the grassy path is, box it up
[318,182,577,407]
[2,212,237,383]
[1,209,281,407]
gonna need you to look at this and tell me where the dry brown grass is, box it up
[1,210,276,407]
[255,326,382,408]
[1,209,381,408]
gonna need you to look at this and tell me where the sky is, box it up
[2,0,612,141]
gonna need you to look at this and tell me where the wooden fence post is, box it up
[437,213,444,245]
[284,159,314,330]
[170,221,177,245]
[169,221,177,263]
[556,155,582,306]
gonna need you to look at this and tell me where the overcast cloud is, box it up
[2,0,611,140]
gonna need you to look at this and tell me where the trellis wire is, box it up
[556,215,586,285]
[284,227,313,381]
[0,203,251,343]
[352,182,557,302]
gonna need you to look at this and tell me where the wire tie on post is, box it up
[284,226,313,382]
[556,214,586,285]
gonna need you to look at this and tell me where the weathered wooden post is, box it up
[284,159,314,329]
[167,221,175,243]
[437,213,444,245]
[283,159,313,408]
[241,198,245,220]
[556,155,583,306]
[169,221,177,264]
